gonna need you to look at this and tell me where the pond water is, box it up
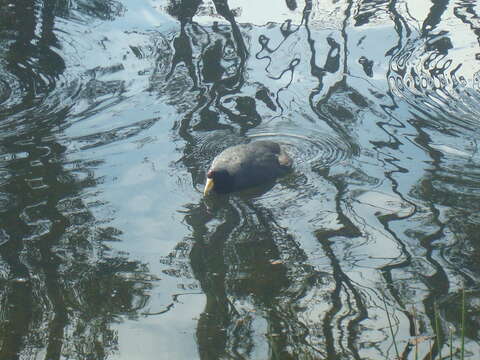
[1,0,480,359]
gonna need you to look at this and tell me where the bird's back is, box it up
[212,141,291,190]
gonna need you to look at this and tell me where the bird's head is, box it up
[203,168,234,196]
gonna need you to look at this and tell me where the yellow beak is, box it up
[203,178,214,196]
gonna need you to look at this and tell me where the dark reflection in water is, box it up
[2,0,480,359]
[0,1,153,359]
[188,200,292,359]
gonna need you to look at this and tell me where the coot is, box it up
[204,140,292,195]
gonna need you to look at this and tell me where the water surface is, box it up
[1,0,480,359]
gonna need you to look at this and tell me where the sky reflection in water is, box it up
[0,0,480,359]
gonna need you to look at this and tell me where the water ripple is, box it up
[0,69,24,116]
[68,118,158,151]
[248,126,355,170]
[388,35,480,134]
[0,78,12,106]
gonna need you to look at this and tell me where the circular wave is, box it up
[0,78,12,106]
[247,127,355,170]
[176,130,245,192]
[388,37,480,134]
[0,71,24,116]
[196,131,244,162]
[184,127,356,196]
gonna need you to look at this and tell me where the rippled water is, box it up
[1,0,480,359]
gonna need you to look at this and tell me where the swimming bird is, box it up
[203,140,292,195]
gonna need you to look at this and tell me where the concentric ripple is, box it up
[388,36,480,134]
[0,70,24,117]
[0,78,11,107]
[248,125,356,170]
[190,126,355,172]
[193,130,246,168]
[181,130,246,192]
[187,126,356,195]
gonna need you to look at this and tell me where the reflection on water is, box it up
[1,0,480,359]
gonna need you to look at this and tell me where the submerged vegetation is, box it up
[385,287,469,360]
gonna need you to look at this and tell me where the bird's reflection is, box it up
[185,194,320,359]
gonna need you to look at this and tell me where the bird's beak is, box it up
[203,178,214,196]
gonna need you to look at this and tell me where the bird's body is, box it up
[204,140,292,195]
